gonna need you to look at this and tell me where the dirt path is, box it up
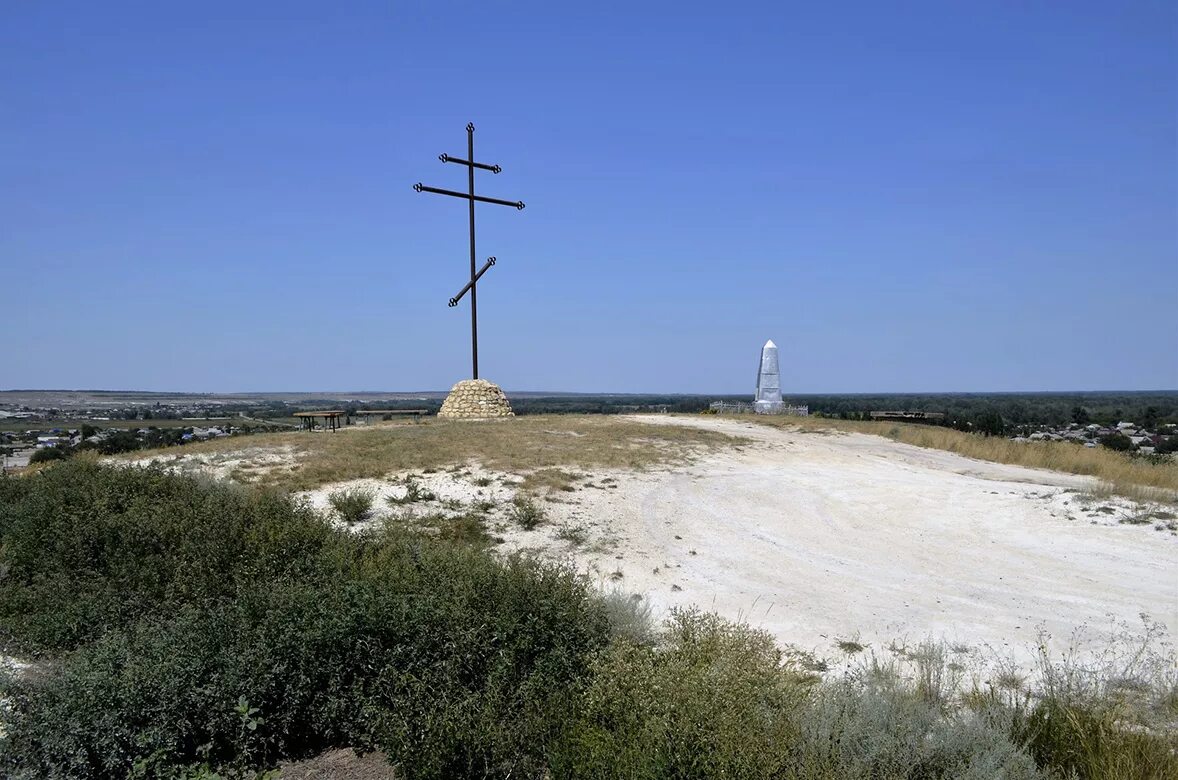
[536,415,1177,669]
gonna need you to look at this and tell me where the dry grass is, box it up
[122,415,742,491]
[754,415,1178,502]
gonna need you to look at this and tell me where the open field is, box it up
[124,414,1178,673]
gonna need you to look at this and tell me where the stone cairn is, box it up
[437,379,515,419]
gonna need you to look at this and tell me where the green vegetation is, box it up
[509,494,546,530]
[0,462,608,778]
[326,486,375,524]
[385,476,435,505]
[27,446,69,464]
[1,462,1174,779]
[1099,431,1133,452]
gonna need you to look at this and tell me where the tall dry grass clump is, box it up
[759,416,1178,502]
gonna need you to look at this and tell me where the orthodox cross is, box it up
[414,122,525,380]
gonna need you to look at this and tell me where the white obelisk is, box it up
[754,339,783,413]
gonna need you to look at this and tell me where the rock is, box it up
[437,379,514,420]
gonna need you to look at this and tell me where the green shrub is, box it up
[327,486,375,524]
[417,512,493,546]
[509,495,545,530]
[28,446,70,464]
[554,612,1046,780]
[599,590,656,646]
[554,610,809,778]
[0,462,610,778]
[0,460,339,653]
[789,665,1041,779]
[1099,432,1133,452]
[1009,627,1178,780]
[385,478,435,506]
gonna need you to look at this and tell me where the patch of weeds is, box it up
[670,584,682,592]
[428,513,493,547]
[784,646,829,673]
[440,498,464,511]
[609,569,624,581]
[1096,505,1117,515]
[522,468,581,493]
[992,670,1026,692]
[473,476,494,487]
[1120,515,1152,526]
[472,499,497,514]
[328,487,375,524]
[600,590,656,645]
[688,549,697,556]
[836,639,865,655]
[1149,510,1176,520]
[510,495,545,530]
[386,477,436,506]
[556,523,589,546]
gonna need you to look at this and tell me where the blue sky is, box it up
[2,1,1175,393]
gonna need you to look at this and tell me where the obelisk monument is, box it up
[754,339,783,413]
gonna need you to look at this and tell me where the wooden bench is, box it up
[293,410,346,432]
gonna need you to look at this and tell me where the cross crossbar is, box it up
[440,153,501,173]
[414,183,525,210]
[449,257,496,307]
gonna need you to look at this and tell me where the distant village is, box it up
[1008,420,1177,455]
[2,393,1175,472]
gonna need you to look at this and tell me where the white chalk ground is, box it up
[115,414,1176,677]
[297,415,1178,676]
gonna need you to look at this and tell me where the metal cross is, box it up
[414,122,525,380]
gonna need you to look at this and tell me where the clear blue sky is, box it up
[3,2,1175,393]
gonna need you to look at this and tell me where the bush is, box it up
[94,429,142,455]
[0,462,611,778]
[792,666,1041,779]
[1099,432,1133,452]
[554,612,1046,780]
[599,590,656,646]
[1154,435,1178,455]
[327,486,375,524]
[509,495,545,530]
[1009,625,1178,780]
[554,610,809,778]
[0,460,339,653]
[28,446,70,465]
[386,477,435,505]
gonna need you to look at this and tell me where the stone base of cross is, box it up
[437,379,514,420]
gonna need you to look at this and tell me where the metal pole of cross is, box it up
[414,123,525,380]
